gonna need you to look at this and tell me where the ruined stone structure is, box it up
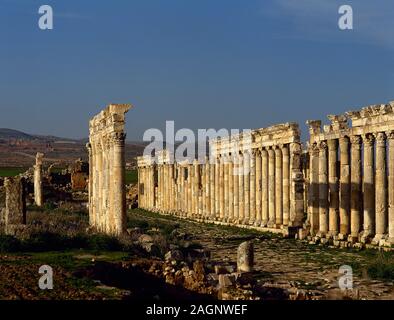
[34,152,44,207]
[306,101,394,247]
[70,158,89,191]
[138,123,304,235]
[87,104,132,236]
[138,100,394,248]
[4,177,26,235]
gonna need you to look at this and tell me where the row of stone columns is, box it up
[138,143,304,230]
[308,132,394,244]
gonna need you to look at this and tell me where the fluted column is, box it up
[219,156,225,221]
[268,148,276,227]
[327,139,339,237]
[194,160,199,218]
[308,143,319,235]
[205,159,211,219]
[261,148,269,227]
[388,131,394,244]
[249,150,256,225]
[243,151,250,225]
[339,137,350,239]
[111,132,126,235]
[282,145,290,226]
[229,155,234,223]
[34,153,44,207]
[215,157,220,220]
[255,149,262,226]
[318,141,328,237]
[275,147,283,227]
[210,159,215,220]
[233,153,239,223]
[350,135,362,242]
[238,153,244,224]
[373,132,387,244]
[224,155,229,222]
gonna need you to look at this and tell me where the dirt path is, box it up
[133,211,394,300]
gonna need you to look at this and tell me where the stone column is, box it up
[308,143,320,235]
[238,153,244,224]
[275,147,283,228]
[289,142,304,227]
[215,157,220,220]
[224,155,229,222]
[210,159,215,220]
[194,160,199,217]
[373,132,387,244]
[255,149,262,226]
[318,141,328,237]
[233,153,239,223]
[268,148,276,228]
[350,135,362,242]
[261,148,269,227]
[339,137,350,239]
[243,151,250,225]
[229,155,234,223]
[111,132,127,235]
[388,132,394,244]
[4,177,26,229]
[96,141,103,231]
[34,152,44,207]
[219,156,225,221]
[282,145,290,226]
[205,159,211,219]
[249,150,256,225]
[87,143,94,226]
[327,139,339,237]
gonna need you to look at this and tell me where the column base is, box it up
[347,235,359,244]
[260,220,268,227]
[338,233,348,241]
[371,234,387,246]
[254,220,262,227]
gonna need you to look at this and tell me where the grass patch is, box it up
[0,167,27,177]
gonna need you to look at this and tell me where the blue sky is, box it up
[1,0,394,141]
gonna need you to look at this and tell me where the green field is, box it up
[0,167,27,177]
[125,170,138,184]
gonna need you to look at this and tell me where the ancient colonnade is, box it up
[138,123,304,234]
[87,104,131,236]
[306,102,394,247]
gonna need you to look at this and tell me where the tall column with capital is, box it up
[261,148,269,227]
[275,147,283,227]
[111,132,127,235]
[388,131,394,244]
[210,159,215,220]
[87,143,94,226]
[327,139,339,237]
[282,145,290,226]
[224,155,229,222]
[215,157,220,220]
[243,151,250,225]
[373,132,388,244]
[309,143,319,235]
[249,150,256,225]
[350,135,362,242]
[318,141,328,237]
[255,149,262,226]
[233,153,239,223]
[219,156,225,221]
[229,155,234,223]
[268,148,276,227]
[96,141,103,231]
[339,137,350,239]
[238,153,244,224]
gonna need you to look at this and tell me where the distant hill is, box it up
[0,128,36,140]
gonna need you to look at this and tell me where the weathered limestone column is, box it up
[249,150,256,225]
[215,157,220,219]
[224,155,229,222]
[205,159,211,219]
[243,151,250,225]
[233,153,239,223]
[388,132,394,244]
[373,132,387,244]
[111,132,127,235]
[187,164,192,216]
[87,143,94,226]
[318,141,328,237]
[308,143,320,235]
[282,145,290,226]
[34,152,44,207]
[255,149,262,226]
[339,137,350,239]
[229,155,234,223]
[210,159,215,220]
[219,156,225,221]
[350,135,362,242]
[327,139,339,237]
[289,142,304,227]
[238,152,244,224]
[261,148,269,227]
[275,147,283,228]
[268,147,276,228]
[96,141,103,231]
[194,160,199,217]
[4,177,26,229]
